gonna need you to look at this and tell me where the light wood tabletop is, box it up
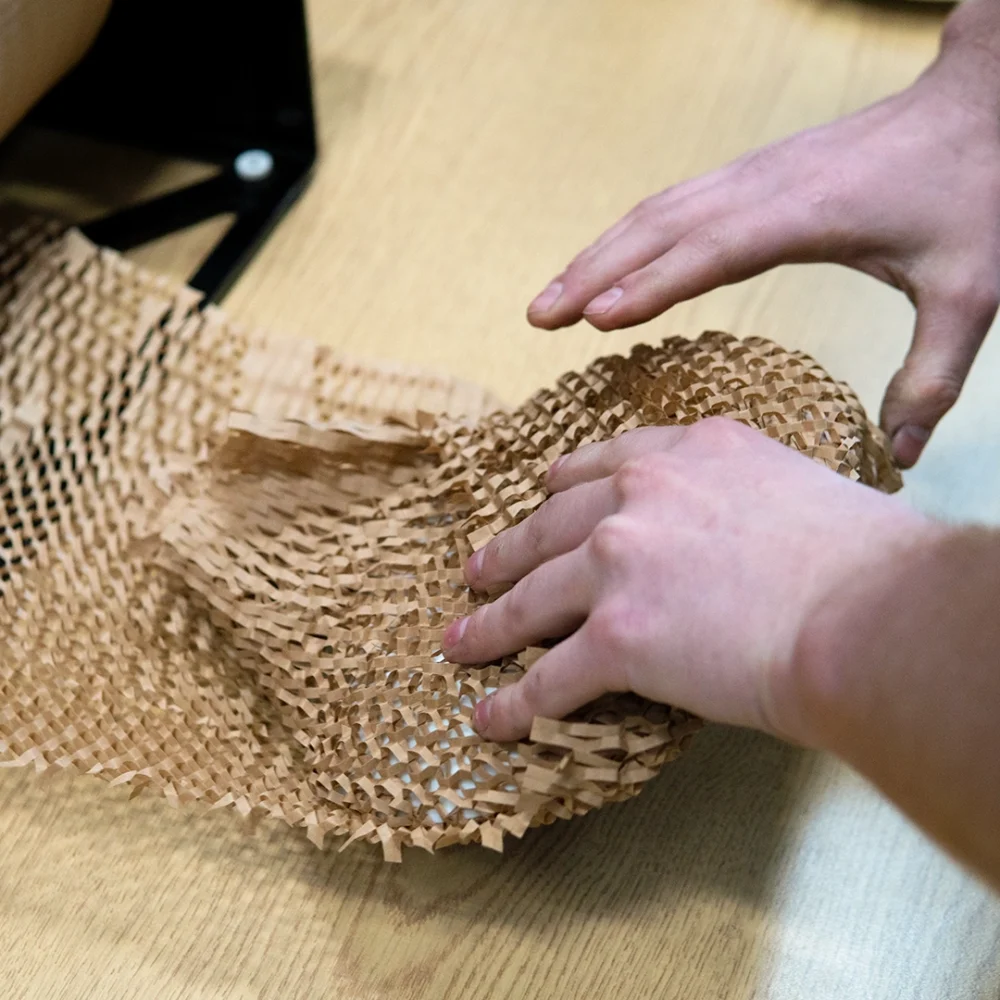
[1,1,999,998]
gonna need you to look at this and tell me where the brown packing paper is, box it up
[0,219,901,862]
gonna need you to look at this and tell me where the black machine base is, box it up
[27,0,317,303]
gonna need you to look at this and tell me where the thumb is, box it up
[880,288,998,468]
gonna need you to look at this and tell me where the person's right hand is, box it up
[443,420,937,745]
[526,6,1000,468]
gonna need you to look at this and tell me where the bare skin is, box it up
[444,0,1000,890]
[527,0,1000,468]
[446,421,931,741]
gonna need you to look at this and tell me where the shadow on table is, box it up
[0,722,808,1000]
[291,723,806,922]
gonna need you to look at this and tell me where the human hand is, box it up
[526,27,1000,468]
[442,420,934,744]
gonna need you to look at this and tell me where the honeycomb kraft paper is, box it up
[0,219,901,862]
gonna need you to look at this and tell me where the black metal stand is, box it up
[27,0,317,303]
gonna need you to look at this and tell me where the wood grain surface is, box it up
[1,2,999,998]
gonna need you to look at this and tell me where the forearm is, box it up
[792,526,1000,889]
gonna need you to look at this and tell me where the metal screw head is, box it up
[234,149,274,182]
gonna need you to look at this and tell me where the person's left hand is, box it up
[442,419,931,745]
[522,45,1000,469]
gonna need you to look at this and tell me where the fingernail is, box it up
[465,549,484,585]
[473,696,492,735]
[583,286,624,316]
[548,455,566,481]
[892,424,931,468]
[529,281,564,313]
[443,617,468,651]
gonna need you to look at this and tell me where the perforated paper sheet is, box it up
[0,220,900,860]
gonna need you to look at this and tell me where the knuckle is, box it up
[519,662,548,706]
[963,279,999,324]
[737,143,788,182]
[477,537,504,580]
[689,222,731,256]
[694,415,751,449]
[520,508,547,559]
[465,604,492,643]
[498,583,531,630]
[613,425,664,457]
[635,194,661,218]
[567,254,600,286]
[634,193,678,230]
[500,670,543,735]
[611,457,654,502]
[681,224,739,275]
[909,372,963,415]
[489,687,519,736]
[930,273,1000,326]
[589,514,644,567]
[566,439,602,471]
[588,601,643,660]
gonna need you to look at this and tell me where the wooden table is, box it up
[1,1,998,997]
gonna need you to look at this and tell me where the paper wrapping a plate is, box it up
[0,220,900,861]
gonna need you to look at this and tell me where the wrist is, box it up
[776,516,953,752]
[926,0,1000,117]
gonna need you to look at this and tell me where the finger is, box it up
[444,548,592,665]
[546,425,688,493]
[570,213,638,265]
[580,203,816,331]
[528,172,755,330]
[526,214,642,320]
[527,217,676,330]
[880,284,999,468]
[569,162,744,265]
[472,632,613,742]
[466,478,617,591]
